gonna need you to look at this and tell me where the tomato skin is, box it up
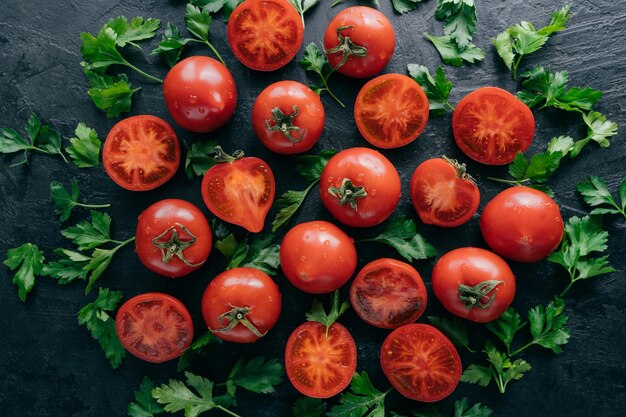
[480,186,564,263]
[350,258,427,329]
[280,221,357,294]
[432,247,516,323]
[252,81,325,154]
[163,56,237,133]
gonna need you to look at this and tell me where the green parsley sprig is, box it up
[326,372,390,417]
[177,330,220,372]
[410,397,493,417]
[128,377,164,417]
[293,397,326,417]
[428,315,474,352]
[66,122,102,168]
[3,243,45,302]
[391,0,427,15]
[184,139,218,179]
[289,0,322,28]
[407,64,454,115]
[0,113,68,166]
[51,180,110,222]
[577,176,626,219]
[299,43,345,107]
[215,230,280,276]
[190,0,244,21]
[306,290,351,337]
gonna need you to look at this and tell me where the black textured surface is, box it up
[1,1,625,416]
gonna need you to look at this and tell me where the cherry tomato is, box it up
[280,221,357,294]
[354,74,429,149]
[432,247,516,323]
[320,148,401,227]
[350,258,427,329]
[227,0,304,71]
[380,323,462,402]
[115,292,193,363]
[410,157,480,227]
[453,87,535,165]
[324,6,395,78]
[480,186,564,263]
[201,268,281,343]
[163,56,237,133]
[102,115,180,191]
[135,199,212,278]
[252,81,325,154]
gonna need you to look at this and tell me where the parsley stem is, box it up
[446,101,456,111]
[510,341,534,357]
[124,62,163,84]
[76,203,111,209]
[215,405,241,417]
[487,176,525,185]
[31,146,69,163]
[188,39,226,67]
[560,280,575,297]
[512,55,523,80]
[321,80,345,108]
[331,0,343,6]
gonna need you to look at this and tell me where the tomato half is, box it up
[453,87,535,165]
[480,186,564,263]
[350,258,427,329]
[115,292,193,363]
[135,199,212,278]
[380,323,462,402]
[285,321,357,398]
[102,115,180,191]
[410,157,480,227]
[354,74,429,149]
[227,0,304,71]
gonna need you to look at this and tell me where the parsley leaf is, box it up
[66,122,102,168]
[423,33,484,67]
[428,315,473,352]
[42,248,90,285]
[50,180,110,222]
[293,397,326,417]
[526,297,570,354]
[104,16,161,48]
[435,0,478,49]
[569,111,618,157]
[190,0,244,21]
[4,243,45,302]
[152,23,189,68]
[84,70,139,118]
[184,139,218,179]
[453,398,493,417]
[391,0,426,15]
[327,372,389,417]
[226,357,284,394]
[0,113,68,166]
[489,149,563,196]
[306,290,350,336]
[359,216,437,262]
[299,43,345,107]
[484,307,525,355]
[407,64,454,115]
[216,232,280,275]
[61,211,114,250]
[153,372,224,416]
[178,330,219,372]
[128,377,164,417]
[289,0,322,28]
[577,176,626,218]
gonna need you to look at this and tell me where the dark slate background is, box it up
[1,0,625,416]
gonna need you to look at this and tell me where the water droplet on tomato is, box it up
[198,107,205,113]
[338,256,344,263]
[323,240,330,246]
[300,256,307,262]
[189,95,197,104]
[304,234,311,240]
[144,226,151,235]
[172,101,180,109]
[356,173,365,182]
[370,189,377,196]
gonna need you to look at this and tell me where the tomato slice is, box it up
[380,323,462,402]
[453,87,535,165]
[354,74,429,149]
[285,321,357,398]
[103,115,180,191]
[115,292,193,363]
[227,0,304,71]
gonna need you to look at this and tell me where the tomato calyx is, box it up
[213,146,245,163]
[442,155,477,184]
[151,223,205,267]
[211,304,267,338]
[325,26,368,71]
[328,178,367,210]
[265,105,306,143]
[457,280,503,309]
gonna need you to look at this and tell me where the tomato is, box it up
[252,81,325,154]
[380,323,462,402]
[410,157,480,227]
[480,186,564,263]
[453,87,535,165]
[324,6,395,78]
[163,56,237,133]
[432,247,516,323]
[350,258,427,329]
[135,199,212,278]
[201,268,281,343]
[115,292,193,363]
[285,321,357,398]
[280,221,357,294]
[227,0,304,71]
[102,115,180,191]
[320,148,401,227]
[354,74,429,149]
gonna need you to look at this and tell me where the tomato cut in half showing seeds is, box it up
[354,74,429,149]
[103,115,180,191]
[285,321,357,398]
[115,292,193,363]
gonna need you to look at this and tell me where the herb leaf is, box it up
[216,232,280,276]
[391,0,426,15]
[50,180,110,222]
[66,123,102,168]
[428,315,473,352]
[484,307,525,355]
[184,139,218,179]
[293,397,326,417]
[153,23,189,68]
[0,113,68,165]
[178,330,219,372]
[453,398,493,417]
[423,33,484,67]
[435,0,478,49]
[62,211,113,250]
[299,43,345,107]
[4,243,45,302]
[360,216,437,262]
[42,248,90,285]
[407,64,454,115]
[577,176,626,218]
[227,357,284,394]
[84,70,139,118]
[327,372,388,417]
[128,377,164,417]
[289,0,322,28]
[306,290,350,336]
[104,16,160,48]
[569,111,619,157]
[153,372,219,416]
[527,297,570,354]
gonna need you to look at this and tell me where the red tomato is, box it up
[350,258,427,329]
[380,323,462,402]
[252,81,325,154]
[320,148,401,227]
[280,221,357,294]
[135,199,212,278]
[227,0,304,71]
[354,74,429,149]
[453,87,535,165]
[432,247,516,323]
[163,56,237,133]
[201,268,281,343]
[102,115,180,191]
[115,292,193,363]
[410,157,480,227]
[480,186,564,263]
[324,6,395,78]
[285,321,357,398]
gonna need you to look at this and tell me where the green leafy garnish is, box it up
[327,372,390,417]
[128,377,164,417]
[215,232,280,275]
[577,176,626,219]
[484,307,525,355]
[50,180,110,222]
[190,0,244,21]
[407,64,454,115]
[391,0,426,15]
[412,398,493,417]
[103,16,161,48]
[3,243,45,302]
[61,211,116,250]
[293,397,326,417]
[0,113,68,166]
[428,315,473,352]
[423,34,484,67]
[42,249,90,285]
[184,139,218,179]
[226,357,284,394]
[569,111,618,157]
[84,70,140,118]
[178,331,219,372]
[524,298,571,354]
[289,0,322,28]
[299,43,345,107]
[66,122,102,168]
[306,290,350,336]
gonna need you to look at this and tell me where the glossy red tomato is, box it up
[410,157,480,227]
[324,6,395,78]
[163,56,237,133]
[115,292,193,363]
[102,115,180,191]
[280,221,357,294]
[354,74,429,149]
[453,87,535,165]
[432,247,516,323]
[480,186,564,263]
[320,148,401,227]
[252,81,325,154]
[135,199,212,278]
[380,323,462,402]
[201,268,281,343]
[227,0,304,71]
[350,258,427,329]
